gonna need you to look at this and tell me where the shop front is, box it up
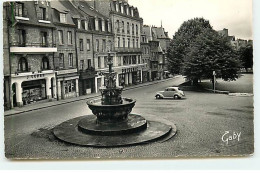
[11,70,56,107]
[56,69,79,100]
[79,70,96,96]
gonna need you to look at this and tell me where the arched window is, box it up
[42,57,49,70]
[18,57,28,72]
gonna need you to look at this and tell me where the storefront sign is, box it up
[26,74,45,79]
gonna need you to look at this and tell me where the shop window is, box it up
[42,57,49,70]
[68,53,73,67]
[67,31,72,45]
[58,30,63,45]
[18,57,28,72]
[59,53,64,68]
[64,80,76,94]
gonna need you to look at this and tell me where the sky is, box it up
[129,0,253,40]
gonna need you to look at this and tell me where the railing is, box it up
[10,42,56,48]
[115,47,142,53]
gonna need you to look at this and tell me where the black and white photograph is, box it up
[2,0,256,163]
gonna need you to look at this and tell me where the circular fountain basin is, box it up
[87,97,136,124]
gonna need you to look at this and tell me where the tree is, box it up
[167,17,240,84]
[167,18,213,74]
[239,45,253,72]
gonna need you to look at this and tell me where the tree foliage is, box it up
[167,17,240,82]
[239,45,253,71]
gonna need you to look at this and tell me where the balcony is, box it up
[115,47,142,53]
[10,42,57,54]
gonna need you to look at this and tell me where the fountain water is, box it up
[53,53,177,147]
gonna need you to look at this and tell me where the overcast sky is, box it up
[129,0,253,40]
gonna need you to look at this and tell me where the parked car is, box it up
[155,87,185,99]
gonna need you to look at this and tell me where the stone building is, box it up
[74,1,114,94]
[4,1,57,108]
[142,25,170,80]
[86,0,146,86]
[51,1,79,100]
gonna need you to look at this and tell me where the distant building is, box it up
[218,28,252,50]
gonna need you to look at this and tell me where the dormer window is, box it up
[60,13,66,23]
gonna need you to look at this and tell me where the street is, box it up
[4,76,254,159]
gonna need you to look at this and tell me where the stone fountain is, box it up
[53,53,177,147]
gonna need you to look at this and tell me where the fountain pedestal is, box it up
[53,52,177,147]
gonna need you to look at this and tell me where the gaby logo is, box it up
[222,131,241,145]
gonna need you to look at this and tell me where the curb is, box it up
[204,88,230,95]
[4,76,181,117]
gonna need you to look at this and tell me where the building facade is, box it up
[5,1,57,108]
[51,1,79,100]
[87,0,146,87]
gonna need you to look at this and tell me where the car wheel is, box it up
[156,95,161,99]
[174,95,179,99]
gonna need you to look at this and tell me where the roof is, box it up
[58,0,84,19]
[78,1,109,19]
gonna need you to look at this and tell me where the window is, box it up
[58,30,63,45]
[18,57,28,72]
[116,20,120,32]
[67,31,72,45]
[98,18,102,31]
[15,2,24,17]
[87,59,91,69]
[60,13,66,23]
[118,56,121,66]
[132,24,134,35]
[118,37,120,47]
[80,60,84,70]
[104,56,108,68]
[127,22,130,34]
[68,53,73,67]
[18,29,26,46]
[136,38,139,48]
[136,24,138,35]
[64,80,76,94]
[87,39,90,51]
[108,40,112,52]
[102,39,106,52]
[40,32,47,47]
[128,38,130,48]
[39,7,46,20]
[42,57,49,70]
[123,38,125,48]
[59,53,64,68]
[132,56,136,64]
[122,21,124,33]
[78,20,81,29]
[79,39,83,51]
[123,56,127,65]
[133,39,135,48]
[98,57,101,68]
[96,39,99,52]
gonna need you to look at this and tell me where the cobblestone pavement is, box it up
[4,76,254,159]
